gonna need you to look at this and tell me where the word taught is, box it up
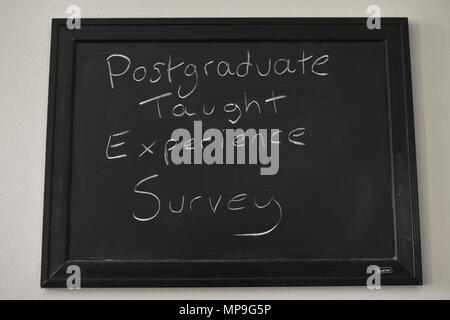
[139,90,286,125]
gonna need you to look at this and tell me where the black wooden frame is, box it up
[41,18,422,287]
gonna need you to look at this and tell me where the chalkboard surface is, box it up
[41,18,422,287]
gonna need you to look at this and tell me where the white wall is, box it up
[0,0,449,300]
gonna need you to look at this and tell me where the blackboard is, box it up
[41,18,422,287]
